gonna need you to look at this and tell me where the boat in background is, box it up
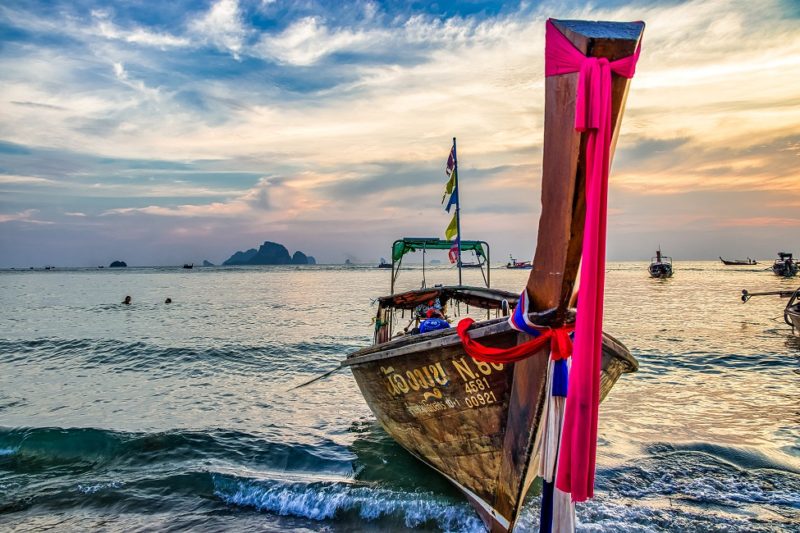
[649,248,673,278]
[786,290,800,335]
[377,258,393,269]
[183,263,193,269]
[506,255,532,269]
[742,287,800,336]
[772,252,798,277]
[343,18,644,531]
[719,256,757,266]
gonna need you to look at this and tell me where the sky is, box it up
[0,0,798,267]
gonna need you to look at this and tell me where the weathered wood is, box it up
[526,19,644,315]
[505,19,644,531]
[349,330,635,529]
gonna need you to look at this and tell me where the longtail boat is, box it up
[343,18,644,531]
[772,252,798,277]
[648,248,673,278]
[742,288,800,336]
[719,256,757,266]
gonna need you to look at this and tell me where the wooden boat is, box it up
[719,256,757,266]
[742,288,800,336]
[648,248,673,278]
[343,19,644,532]
[772,252,798,277]
[183,263,193,269]
[506,256,533,269]
[377,258,393,269]
[786,290,800,336]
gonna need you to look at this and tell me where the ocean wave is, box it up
[0,338,356,375]
[212,473,483,532]
[0,427,353,476]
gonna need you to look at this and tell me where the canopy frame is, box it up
[390,237,491,293]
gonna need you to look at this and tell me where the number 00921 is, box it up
[464,391,498,408]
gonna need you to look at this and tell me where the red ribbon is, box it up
[457,317,573,364]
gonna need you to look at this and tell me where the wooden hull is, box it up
[345,317,636,531]
[773,262,798,277]
[648,264,672,278]
[719,257,756,266]
[786,304,800,336]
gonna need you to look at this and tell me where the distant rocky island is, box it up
[202,260,214,267]
[222,241,316,266]
[109,260,127,268]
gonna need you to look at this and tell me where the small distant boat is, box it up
[742,287,800,336]
[506,255,532,269]
[772,252,798,277]
[183,263,193,269]
[648,248,673,278]
[719,256,757,266]
[377,258,393,269]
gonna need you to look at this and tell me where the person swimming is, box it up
[122,295,132,305]
[164,298,172,304]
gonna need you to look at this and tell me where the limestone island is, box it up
[109,260,127,268]
[222,241,316,266]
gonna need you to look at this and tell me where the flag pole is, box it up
[453,137,462,286]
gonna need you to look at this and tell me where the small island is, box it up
[222,241,315,266]
[109,260,127,268]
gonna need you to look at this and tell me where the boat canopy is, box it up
[392,238,488,262]
[378,285,519,311]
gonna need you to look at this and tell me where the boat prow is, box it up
[344,291,637,531]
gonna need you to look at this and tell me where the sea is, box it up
[1,262,798,532]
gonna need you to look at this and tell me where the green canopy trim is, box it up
[391,237,488,263]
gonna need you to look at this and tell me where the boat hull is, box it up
[786,305,800,336]
[648,264,673,278]
[345,318,636,531]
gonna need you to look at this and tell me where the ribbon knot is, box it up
[457,317,574,365]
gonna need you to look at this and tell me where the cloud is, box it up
[0,174,58,185]
[254,17,376,66]
[0,209,53,224]
[91,9,190,48]
[189,0,247,58]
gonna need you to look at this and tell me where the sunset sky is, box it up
[1,0,798,267]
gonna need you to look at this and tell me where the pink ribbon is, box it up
[544,19,641,502]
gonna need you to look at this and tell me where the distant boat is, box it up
[648,248,673,278]
[506,255,532,269]
[377,258,392,269]
[183,263,193,269]
[719,256,757,266]
[772,252,798,277]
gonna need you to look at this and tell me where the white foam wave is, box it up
[213,475,483,532]
[77,480,123,494]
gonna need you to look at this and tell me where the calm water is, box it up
[1,263,798,532]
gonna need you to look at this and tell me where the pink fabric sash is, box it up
[544,19,641,502]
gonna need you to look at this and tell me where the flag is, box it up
[445,213,458,241]
[448,240,459,264]
[441,169,456,204]
[445,184,458,213]
[446,148,455,176]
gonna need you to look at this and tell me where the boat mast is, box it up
[453,137,462,286]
